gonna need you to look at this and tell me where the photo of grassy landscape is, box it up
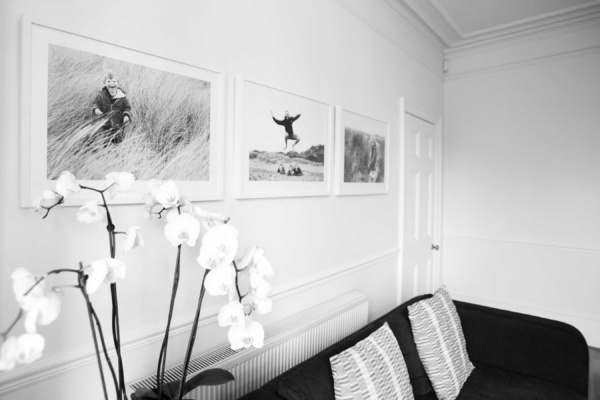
[46,44,211,181]
[249,145,324,181]
[344,127,386,183]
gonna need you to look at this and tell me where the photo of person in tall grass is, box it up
[344,127,386,183]
[46,44,211,181]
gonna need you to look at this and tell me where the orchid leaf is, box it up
[162,368,235,397]
[132,388,162,399]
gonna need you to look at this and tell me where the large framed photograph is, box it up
[234,76,333,199]
[334,106,389,195]
[20,16,224,207]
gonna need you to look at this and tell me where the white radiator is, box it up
[127,291,368,400]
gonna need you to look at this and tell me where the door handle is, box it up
[431,244,439,251]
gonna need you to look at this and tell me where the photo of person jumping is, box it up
[271,110,301,152]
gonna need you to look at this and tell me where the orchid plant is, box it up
[0,171,274,400]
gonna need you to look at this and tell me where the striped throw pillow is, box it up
[330,322,414,400]
[408,285,474,400]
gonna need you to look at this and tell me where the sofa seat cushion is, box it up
[457,363,587,400]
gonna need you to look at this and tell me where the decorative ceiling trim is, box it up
[401,0,600,52]
[451,2,600,51]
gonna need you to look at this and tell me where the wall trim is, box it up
[444,234,600,254]
[0,246,400,395]
[445,43,600,81]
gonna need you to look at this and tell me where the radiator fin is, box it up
[128,291,368,400]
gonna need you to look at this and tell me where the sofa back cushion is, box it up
[386,301,436,398]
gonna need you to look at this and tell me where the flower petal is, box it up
[55,171,80,197]
[0,337,18,371]
[218,301,245,327]
[15,333,45,364]
[204,264,236,296]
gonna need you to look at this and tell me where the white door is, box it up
[402,111,440,300]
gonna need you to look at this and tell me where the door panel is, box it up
[403,114,437,299]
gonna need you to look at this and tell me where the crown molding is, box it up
[449,1,600,53]
[399,0,460,47]
[335,0,445,77]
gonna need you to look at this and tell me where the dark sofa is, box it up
[239,294,589,400]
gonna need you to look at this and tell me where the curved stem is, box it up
[176,269,210,400]
[23,269,80,297]
[157,245,182,399]
[233,261,243,302]
[79,263,109,400]
[91,306,119,398]
[1,310,24,340]
[110,284,126,400]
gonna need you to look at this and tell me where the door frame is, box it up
[398,97,443,304]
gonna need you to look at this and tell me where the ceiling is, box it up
[401,0,600,48]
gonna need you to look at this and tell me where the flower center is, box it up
[179,232,190,241]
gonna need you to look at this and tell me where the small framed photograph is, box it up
[20,16,224,207]
[234,76,334,199]
[334,107,389,195]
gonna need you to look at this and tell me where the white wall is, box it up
[0,0,443,398]
[443,21,600,347]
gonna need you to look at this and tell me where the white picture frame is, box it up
[20,15,225,207]
[234,76,334,199]
[334,106,390,196]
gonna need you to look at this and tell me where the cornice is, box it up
[448,2,600,55]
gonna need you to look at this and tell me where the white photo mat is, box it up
[234,76,334,199]
[20,16,225,207]
[334,106,390,196]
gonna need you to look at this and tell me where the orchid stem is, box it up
[157,244,182,400]
[0,309,24,340]
[177,269,210,400]
[22,269,80,297]
[91,306,119,398]
[233,261,243,302]
[79,262,109,400]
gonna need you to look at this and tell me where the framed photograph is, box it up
[234,76,333,199]
[20,16,224,207]
[334,106,389,195]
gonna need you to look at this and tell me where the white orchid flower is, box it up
[149,180,180,209]
[86,259,126,294]
[242,293,273,316]
[12,269,62,333]
[218,301,245,327]
[0,337,18,371]
[23,289,62,333]
[0,333,46,371]
[105,172,135,199]
[237,246,257,270]
[55,171,80,198]
[42,189,60,202]
[31,198,43,214]
[164,211,200,247]
[204,264,236,297]
[227,317,264,350]
[12,268,45,311]
[197,224,239,270]
[123,226,144,252]
[77,200,107,224]
[193,206,229,229]
[14,333,45,365]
